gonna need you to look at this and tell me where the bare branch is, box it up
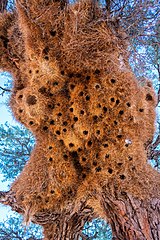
[0,0,8,13]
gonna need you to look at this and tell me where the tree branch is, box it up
[0,0,8,13]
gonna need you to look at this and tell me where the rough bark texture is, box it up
[1,189,160,240]
[42,207,95,240]
[100,187,160,240]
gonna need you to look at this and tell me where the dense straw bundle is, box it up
[0,0,159,231]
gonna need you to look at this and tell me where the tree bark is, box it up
[100,186,160,240]
[41,206,95,240]
[1,189,160,240]
[0,0,8,12]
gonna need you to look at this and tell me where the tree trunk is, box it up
[1,190,160,239]
[0,0,8,12]
[100,186,160,240]
[42,209,94,240]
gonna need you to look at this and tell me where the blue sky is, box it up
[0,73,18,221]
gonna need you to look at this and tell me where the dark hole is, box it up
[126,102,131,107]
[111,97,115,102]
[68,189,73,195]
[82,173,87,179]
[96,166,101,172]
[18,95,23,99]
[117,162,123,166]
[129,116,133,121]
[44,56,49,60]
[68,73,74,78]
[80,110,84,115]
[78,148,82,152]
[61,70,65,75]
[0,36,9,48]
[53,81,58,86]
[16,84,25,90]
[86,95,90,101]
[82,157,86,162]
[93,115,98,122]
[38,86,47,94]
[120,174,126,180]
[63,121,68,126]
[43,46,49,55]
[95,84,100,89]
[70,84,75,90]
[103,106,107,113]
[76,73,81,78]
[94,69,100,74]
[103,143,108,148]
[128,156,133,161]
[70,150,78,159]
[50,30,56,36]
[29,70,32,74]
[36,70,39,74]
[125,144,129,147]
[58,112,62,116]
[108,168,113,174]
[111,79,116,84]
[37,195,42,200]
[43,126,48,131]
[19,109,23,113]
[93,161,97,166]
[49,157,53,162]
[63,128,67,132]
[114,120,118,125]
[119,110,124,115]
[70,108,74,112]
[96,130,100,135]
[49,93,54,97]
[96,153,99,158]
[86,76,90,80]
[117,135,122,139]
[50,190,55,194]
[49,146,52,149]
[98,104,101,108]
[132,166,136,171]
[87,140,92,147]
[63,154,68,160]
[26,95,37,105]
[50,120,55,125]
[79,91,84,96]
[29,121,34,125]
[139,108,144,112]
[59,139,64,145]
[48,103,55,109]
[69,143,74,148]
[74,117,78,122]
[116,99,120,105]
[56,130,61,135]
[57,103,60,106]
[83,130,88,135]
[105,154,110,159]
[146,93,153,101]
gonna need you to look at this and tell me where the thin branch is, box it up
[0,86,11,96]
[0,0,8,13]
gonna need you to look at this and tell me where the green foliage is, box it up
[0,213,42,240]
[0,123,35,182]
